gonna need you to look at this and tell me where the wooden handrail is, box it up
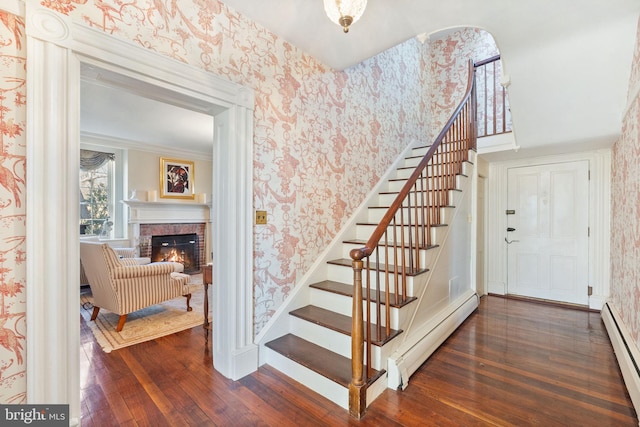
[474,54,500,68]
[348,59,477,418]
[474,55,511,137]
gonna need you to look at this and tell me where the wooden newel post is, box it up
[349,249,366,418]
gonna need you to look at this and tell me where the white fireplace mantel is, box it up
[122,199,211,224]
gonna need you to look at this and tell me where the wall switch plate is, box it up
[255,210,267,225]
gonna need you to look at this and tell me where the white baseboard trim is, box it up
[387,291,479,390]
[601,302,640,417]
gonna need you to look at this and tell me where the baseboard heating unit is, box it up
[601,302,640,415]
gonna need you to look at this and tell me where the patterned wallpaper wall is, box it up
[428,28,499,140]
[0,11,27,404]
[40,1,432,335]
[0,1,502,404]
[611,16,640,348]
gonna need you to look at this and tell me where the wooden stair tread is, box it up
[368,205,455,209]
[328,258,429,276]
[342,238,439,251]
[379,190,461,195]
[309,280,417,308]
[356,221,448,228]
[397,160,474,170]
[290,305,402,346]
[388,174,468,182]
[265,334,385,388]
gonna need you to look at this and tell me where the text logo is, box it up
[0,405,68,426]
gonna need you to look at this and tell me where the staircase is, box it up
[259,61,479,417]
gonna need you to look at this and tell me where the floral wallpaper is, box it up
[0,11,27,404]
[0,1,507,404]
[610,16,640,349]
[428,28,500,141]
[31,0,433,336]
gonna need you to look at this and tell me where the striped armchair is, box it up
[80,241,192,332]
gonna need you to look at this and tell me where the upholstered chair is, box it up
[80,241,192,332]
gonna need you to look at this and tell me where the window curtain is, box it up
[80,149,114,171]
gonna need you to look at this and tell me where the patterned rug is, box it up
[81,282,207,352]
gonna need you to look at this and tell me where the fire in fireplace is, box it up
[151,233,200,273]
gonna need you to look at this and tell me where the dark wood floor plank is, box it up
[253,365,359,426]
[80,295,637,426]
[424,351,633,425]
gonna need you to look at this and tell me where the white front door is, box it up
[506,161,589,305]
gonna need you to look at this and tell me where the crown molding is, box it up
[80,131,213,162]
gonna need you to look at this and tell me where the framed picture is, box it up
[160,157,195,199]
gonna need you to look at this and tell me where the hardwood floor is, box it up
[80,295,637,426]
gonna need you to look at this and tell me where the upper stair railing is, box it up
[348,60,477,418]
[475,55,512,137]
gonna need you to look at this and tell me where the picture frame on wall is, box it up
[160,157,195,199]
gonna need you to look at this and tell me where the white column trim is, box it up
[486,161,507,294]
[25,3,256,423]
[588,150,611,310]
[25,4,80,424]
[212,105,259,379]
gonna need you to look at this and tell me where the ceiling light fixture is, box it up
[323,0,367,33]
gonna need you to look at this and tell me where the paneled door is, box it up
[506,161,589,305]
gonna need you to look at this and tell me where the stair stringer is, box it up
[255,140,424,361]
[382,157,480,390]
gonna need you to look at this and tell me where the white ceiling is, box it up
[80,64,216,156]
[81,1,640,157]
[222,0,639,71]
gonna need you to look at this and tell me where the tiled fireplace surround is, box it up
[123,200,211,272]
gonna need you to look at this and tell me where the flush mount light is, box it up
[323,0,368,33]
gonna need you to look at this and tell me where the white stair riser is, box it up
[327,262,418,285]
[375,190,463,208]
[289,319,387,370]
[342,243,438,268]
[409,146,430,157]
[394,163,469,180]
[325,263,426,296]
[309,288,407,329]
[367,205,455,225]
[385,174,466,193]
[264,348,348,409]
[408,146,475,162]
[397,158,472,176]
[355,222,449,244]
[402,156,422,168]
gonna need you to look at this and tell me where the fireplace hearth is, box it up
[151,233,199,273]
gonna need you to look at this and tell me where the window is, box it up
[79,146,125,238]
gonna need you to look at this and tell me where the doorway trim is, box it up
[25,4,256,423]
[486,149,611,311]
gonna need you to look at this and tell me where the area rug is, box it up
[81,282,206,353]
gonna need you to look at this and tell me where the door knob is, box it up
[505,237,520,244]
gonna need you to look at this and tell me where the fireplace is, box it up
[138,223,207,274]
[151,233,199,273]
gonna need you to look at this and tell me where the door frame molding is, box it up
[25,4,256,423]
[486,149,611,310]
